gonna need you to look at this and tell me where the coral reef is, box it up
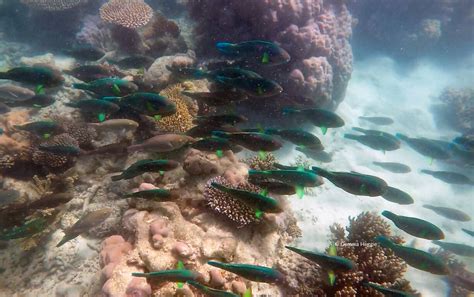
[143,52,196,90]
[433,87,474,135]
[20,0,86,11]
[187,0,353,109]
[157,83,197,133]
[279,212,417,296]
[244,153,277,171]
[100,0,154,29]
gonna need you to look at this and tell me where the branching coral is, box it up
[157,83,196,133]
[100,0,153,29]
[20,0,86,11]
[244,153,277,171]
[204,176,262,228]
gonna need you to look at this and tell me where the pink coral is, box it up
[187,0,353,108]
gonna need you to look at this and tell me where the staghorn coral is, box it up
[20,0,86,11]
[281,212,417,296]
[100,0,153,29]
[244,153,277,171]
[204,176,262,228]
[431,247,474,297]
[157,83,196,133]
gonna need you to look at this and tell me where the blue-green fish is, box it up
[103,92,176,117]
[14,121,62,138]
[215,75,283,97]
[65,45,105,61]
[132,269,204,283]
[432,241,474,257]
[216,40,290,66]
[283,108,344,134]
[8,94,55,108]
[187,281,239,297]
[73,78,138,97]
[248,178,296,195]
[249,169,320,198]
[396,134,450,160]
[423,204,471,222]
[38,142,81,156]
[285,246,356,272]
[381,186,414,205]
[421,169,472,185]
[66,99,120,121]
[207,261,284,283]
[124,189,174,200]
[344,134,400,151]
[111,159,179,181]
[264,128,323,149]
[372,161,411,173]
[359,116,394,125]
[0,217,49,240]
[352,127,400,144]
[375,236,449,275]
[382,210,444,240]
[211,182,282,215]
[191,137,234,155]
[194,113,248,126]
[295,146,331,162]
[213,131,282,152]
[312,166,388,196]
[0,66,64,87]
[363,282,416,297]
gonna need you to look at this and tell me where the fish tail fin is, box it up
[72,83,89,90]
[311,166,329,178]
[110,174,122,181]
[344,134,359,141]
[381,210,397,220]
[131,272,148,277]
[375,235,394,248]
[216,42,236,54]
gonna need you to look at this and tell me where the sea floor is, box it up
[279,55,474,297]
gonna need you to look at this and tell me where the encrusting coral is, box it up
[157,83,197,133]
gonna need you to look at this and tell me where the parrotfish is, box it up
[264,129,323,149]
[352,127,400,144]
[312,166,388,196]
[462,228,474,237]
[8,94,55,108]
[88,119,139,133]
[215,75,283,98]
[381,186,414,205]
[73,78,138,97]
[14,121,62,138]
[194,114,248,126]
[382,210,444,240]
[124,189,174,200]
[182,90,248,106]
[420,169,472,185]
[207,261,284,283]
[216,40,290,66]
[285,246,356,272]
[65,99,120,121]
[127,134,194,153]
[0,66,64,87]
[212,131,282,152]
[344,134,400,152]
[372,161,411,173]
[0,217,49,240]
[375,236,449,275]
[114,55,155,69]
[423,204,471,222]
[248,178,296,195]
[65,65,117,82]
[131,269,204,283]
[396,134,450,161]
[191,137,234,155]
[0,83,35,102]
[187,281,239,297]
[57,208,112,247]
[432,241,474,257]
[283,108,344,135]
[111,159,179,181]
[211,182,282,216]
[186,124,240,138]
[363,282,416,297]
[295,146,331,162]
[359,116,394,125]
[65,45,106,61]
[83,141,129,156]
[38,142,81,156]
[249,169,319,198]
[103,92,176,117]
